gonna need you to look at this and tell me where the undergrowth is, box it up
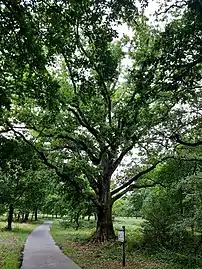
[52,217,201,269]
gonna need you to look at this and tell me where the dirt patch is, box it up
[0,238,18,246]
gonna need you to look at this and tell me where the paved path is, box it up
[21,221,81,269]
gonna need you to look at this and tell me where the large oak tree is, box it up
[1,0,202,240]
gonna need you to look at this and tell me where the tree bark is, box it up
[34,207,38,221]
[24,212,29,222]
[74,212,80,230]
[92,171,116,242]
[92,203,115,242]
[7,204,14,231]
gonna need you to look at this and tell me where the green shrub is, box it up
[59,219,73,228]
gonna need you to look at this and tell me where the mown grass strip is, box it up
[0,221,40,269]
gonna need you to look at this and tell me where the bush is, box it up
[59,218,96,230]
[59,219,73,229]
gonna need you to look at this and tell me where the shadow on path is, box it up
[21,221,81,269]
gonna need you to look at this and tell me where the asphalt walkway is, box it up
[21,221,81,269]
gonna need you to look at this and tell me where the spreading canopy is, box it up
[1,0,202,240]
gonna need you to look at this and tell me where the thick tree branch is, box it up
[77,140,100,165]
[0,129,11,134]
[5,121,74,184]
[111,155,202,202]
[112,144,133,173]
[68,107,100,141]
[35,130,100,165]
[43,145,75,153]
[111,156,173,197]
[62,53,77,94]
[75,23,112,126]
[112,181,161,202]
[62,54,107,145]
[59,53,101,144]
[171,134,202,147]
[8,122,99,192]
[85,174,100,197]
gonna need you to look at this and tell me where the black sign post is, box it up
[118,226,126,267]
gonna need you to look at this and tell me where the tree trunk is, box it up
[74,211,80,230]
[92,172,116,242]
[92,204,116,242]
[21,212,25,222]
[24,212,29,222]
[34,207,38,221]
[7,204,14,231]
[31,212,34,221]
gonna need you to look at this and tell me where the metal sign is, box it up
[118,226,126,267]
[118,228,125,242]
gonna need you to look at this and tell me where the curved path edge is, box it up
[21,221,81,269]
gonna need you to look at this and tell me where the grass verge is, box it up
[51,219,171,269]
[0,221,40,269]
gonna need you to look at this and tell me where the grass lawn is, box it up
[51,217,171,269]
[0,221,39,269]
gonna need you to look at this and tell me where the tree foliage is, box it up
[0,0,201,240]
